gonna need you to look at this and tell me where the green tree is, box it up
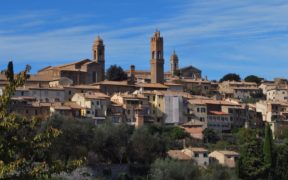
[220,73,241,82]
[167,126,189,140]
[203,163,237,180]
[203,128,219,144]
[0,62,81,179]
[235,128,256,145]
[244,75,262,84]
[236,129,266,179]
[47,114,94,165]
[150,158,200,180]
[106,65,128,81]
[5,61,14,83]
[263,123,273,167]
[92,121,132,164]
[274,142,288,179]
[128,126,165,164]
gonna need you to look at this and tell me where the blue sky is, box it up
[0,0,288,80]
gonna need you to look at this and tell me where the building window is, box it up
[204,153,208,157]
[194,153,199,157]
[152,51,155,59]
[157,51,161,59]
[92,71,96,82]
[69,91,72,95]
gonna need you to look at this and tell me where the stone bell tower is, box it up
[92,36,105,81]
[170,50,179,77]
[150,30,164,83]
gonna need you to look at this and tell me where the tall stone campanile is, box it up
[150,30,164,83]
[92,36,105,81]
[170,50,179,77]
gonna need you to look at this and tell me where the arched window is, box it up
[94,51,96,59]
[152,51,155,59]
[157,51,161,59]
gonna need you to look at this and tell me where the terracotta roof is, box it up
[167,150,191,160]
[164,82,184,86]
[181,79,211,84]
[79,92,110,99]
[182,127,204,140]
[38,59,91,72]
[142,90,192,98]
[120,93,146,100]
[209,111,229,115]
[182,121,205,127]
[155,90,192,97]
[65,85,100,90]
[187,147,208,153]
[217,150,239,156]
[179,65,201,72]
[0,74,55,82]
[136,83,168,89]
[221,81,257,85]
[30,87,64,91]
[94,80,133,86]
[188,99,240,106]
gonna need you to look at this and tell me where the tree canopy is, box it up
[219,73,241,82]
[106,65,128,81]
[244,75,262,84]
[0,62,82,179]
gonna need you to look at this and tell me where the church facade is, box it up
[37,36,105,85]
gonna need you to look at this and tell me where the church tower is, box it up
[150,30,164,83]
[170,50,179,77]
[92,36,105,81]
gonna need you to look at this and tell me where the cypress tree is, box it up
[5,61,14,82]
[263,123,273,167]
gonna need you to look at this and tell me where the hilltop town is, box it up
[1,30,287,179]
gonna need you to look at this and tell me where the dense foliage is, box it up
[219,73,241,82]
[106,65,128,81]
[0,62,82,179]
[244,75,262,84]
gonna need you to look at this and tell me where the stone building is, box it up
[209,150,239,168]
[37,36,106,85]
[219,81,260,99]
[111,93,150,127]
[168,147,209,166]
[71,92,111,124]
